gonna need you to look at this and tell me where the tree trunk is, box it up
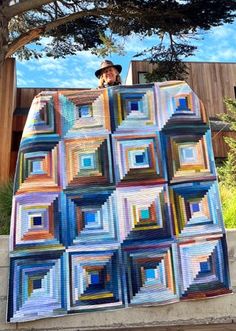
[0,5,9,65]
[0,59,16,182]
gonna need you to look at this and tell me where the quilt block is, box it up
[7,81,231,322]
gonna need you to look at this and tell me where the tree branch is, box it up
[6,28,44,58]
[5,6,137,58]
[3,0,54,18]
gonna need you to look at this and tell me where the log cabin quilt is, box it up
[7,81,231,322]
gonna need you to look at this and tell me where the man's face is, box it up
[101,67,117,85]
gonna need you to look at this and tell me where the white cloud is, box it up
[16,69,24,78]
[17,77,37,87]
[122,34,155,53]
[41,68,98,88]
[185,21,236,63]
[28,57,68,75]
[16,51,102,87]
[38,36,54,46]
[210,24,236,40]
[208,47,236,62]
[57,77,98,88]
[15,20,236,88]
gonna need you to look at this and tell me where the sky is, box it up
[16,21,236,89]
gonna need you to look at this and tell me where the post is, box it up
[0,58,16,182]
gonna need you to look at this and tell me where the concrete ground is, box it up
[0,230,236,331]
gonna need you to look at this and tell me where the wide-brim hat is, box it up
[95,60,122,78]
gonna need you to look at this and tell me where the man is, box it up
[95,60,122,88]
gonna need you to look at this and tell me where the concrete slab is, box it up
[0,267,9,297]
[229,259,236,287]
[0,235,9,268]
[227,230,236,259]
[15,294,236,330]
[0,297,16,330]
[0,236,9,251]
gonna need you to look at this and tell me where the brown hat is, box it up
[95,60,122,78]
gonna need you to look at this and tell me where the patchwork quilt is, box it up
[7,81,231,322]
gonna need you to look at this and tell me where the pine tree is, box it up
[0,0,235,71]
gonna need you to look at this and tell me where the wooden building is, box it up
[0,59,236,181]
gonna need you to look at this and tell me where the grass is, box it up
[0,178,13,235]
[219,183,236,229]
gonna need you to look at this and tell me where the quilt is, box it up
[7,81,231,322]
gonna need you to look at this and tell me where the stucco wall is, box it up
[1,231,236,331]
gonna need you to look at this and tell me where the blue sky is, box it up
[16,21,236,88]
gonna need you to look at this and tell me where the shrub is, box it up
[0,178,13,235]
[217,99,236,229]
[219,184,236,229]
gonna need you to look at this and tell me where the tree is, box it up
[0,0,236,72]
[218,99,236,187]
[0,177,13,234]
[217,99,236,229]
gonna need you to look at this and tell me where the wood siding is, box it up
[187,62,236,119]
[211,131,236,158]
[0,59,16,182]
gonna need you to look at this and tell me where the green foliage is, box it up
[0,178,13,235]
[217,99,236,188]
[218,99,236,131]
[217,99,236,228]
[91,33,125,58]
[219,184,236,229]
[218,151,236,187]
[1,0,236,68]
[144,60,189,82]
[135,36,195,81]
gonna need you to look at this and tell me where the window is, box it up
[138,72,148,84]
